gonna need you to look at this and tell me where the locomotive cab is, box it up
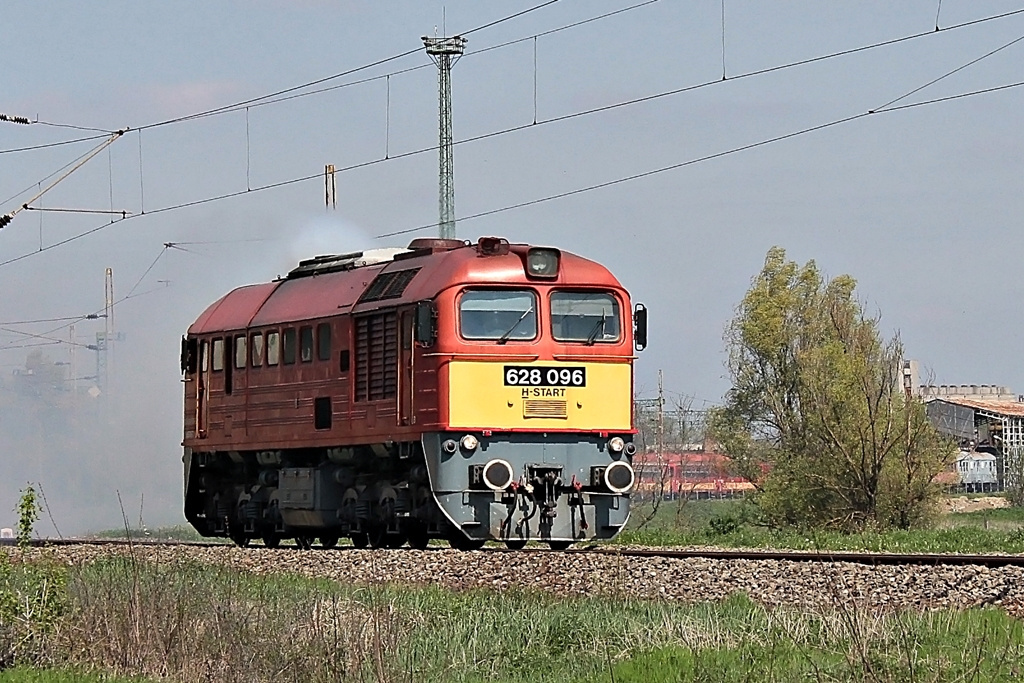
[419,239,641,549]
[181,236,645,550]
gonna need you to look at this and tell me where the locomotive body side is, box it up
[181,237,641,549]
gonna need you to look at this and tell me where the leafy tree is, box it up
[711,247,953,531]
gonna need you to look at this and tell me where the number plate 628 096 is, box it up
[503,366,586,387]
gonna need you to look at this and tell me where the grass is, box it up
[3,553,1024,682]
[0,669,152,682]
[616,496,1024,553]
[89,525,206,542]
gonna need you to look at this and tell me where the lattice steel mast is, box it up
[422,34,466,239]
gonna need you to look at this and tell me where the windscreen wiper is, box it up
[585,313,607,346]
[497,307,533,344]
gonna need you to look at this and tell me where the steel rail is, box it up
[576,546,1024,568]
[5,537,1024,568]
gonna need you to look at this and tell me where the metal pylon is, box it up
[422,34,466,240]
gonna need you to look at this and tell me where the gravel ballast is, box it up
[7,544,1024,615]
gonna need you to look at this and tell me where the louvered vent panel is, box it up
[355,317,370,401]
[358,268,421,304]
[355,312,398,402]
[523,400,568,419]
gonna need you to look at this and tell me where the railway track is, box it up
[7,536,1024,568]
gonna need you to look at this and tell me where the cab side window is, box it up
[299,325,314,363]
[251,332,264,368]
[267,331,280,366]
[234,335,247,369]
[317,323,331,361]
[212,338,224,371]
[283,328,296,365]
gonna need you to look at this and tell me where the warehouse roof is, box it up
[929,397,1024,418]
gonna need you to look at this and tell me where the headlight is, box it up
[482,459,515,491]
[461,434,479,451]
[608,437,625,453]
[603,461,635,494]
[442,439,458,453]
[525,248,559,278]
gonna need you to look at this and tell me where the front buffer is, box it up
[423,431,634,549]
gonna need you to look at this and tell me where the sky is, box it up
[1,0,1023,532]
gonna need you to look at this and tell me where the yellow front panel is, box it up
[447,361,632,431]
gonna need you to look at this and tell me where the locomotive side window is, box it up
[299,325,314,363]
[550,292,621,344]
[283,328,296,365]
[200,340,209,372]
[266,331,280,366]
[459,289,537,342]
[234,335,247,369]
[317,323,331,361]
[212,338,224,371]
[251,333,264,368]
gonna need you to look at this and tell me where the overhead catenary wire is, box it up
[1,4,1022,268]
[0,313,105,326]
[0,0,566,158]
[0,0,1013,158]
[132,0,562,133]
[374,77,1024,239]
[871,30,1024,112]
[0,244,179,351]
[1,142,124,210]
[721,0,727,80]
[116,0,652,130]
[1,131,124,226]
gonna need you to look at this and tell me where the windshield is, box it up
[460,289,537,341]
[551,291,621,343]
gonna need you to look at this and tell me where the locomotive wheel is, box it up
[448,535,486,551]
[504,539,528,550]
[407,524,430,550]
[350,532,369,549]
[319,535,339,549]
[385,534,407,549]
[367,527,388,549]
[261,532,280,549]
[230,534,250,548]
[548,541,572,551]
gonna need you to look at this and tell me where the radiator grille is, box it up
[523,400,567,419]
[355,312,398,401]
[358,268,421,303]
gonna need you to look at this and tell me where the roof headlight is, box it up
[526,248,559,278]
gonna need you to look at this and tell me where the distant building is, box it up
[955,450,999,492]
[901,360,1017,401]
[919,385,1017,401]
[926,397,1024,489]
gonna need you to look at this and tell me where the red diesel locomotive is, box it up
[180,236,646,549]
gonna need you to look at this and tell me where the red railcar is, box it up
[632,451,755,499]
[181,237,646,549]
